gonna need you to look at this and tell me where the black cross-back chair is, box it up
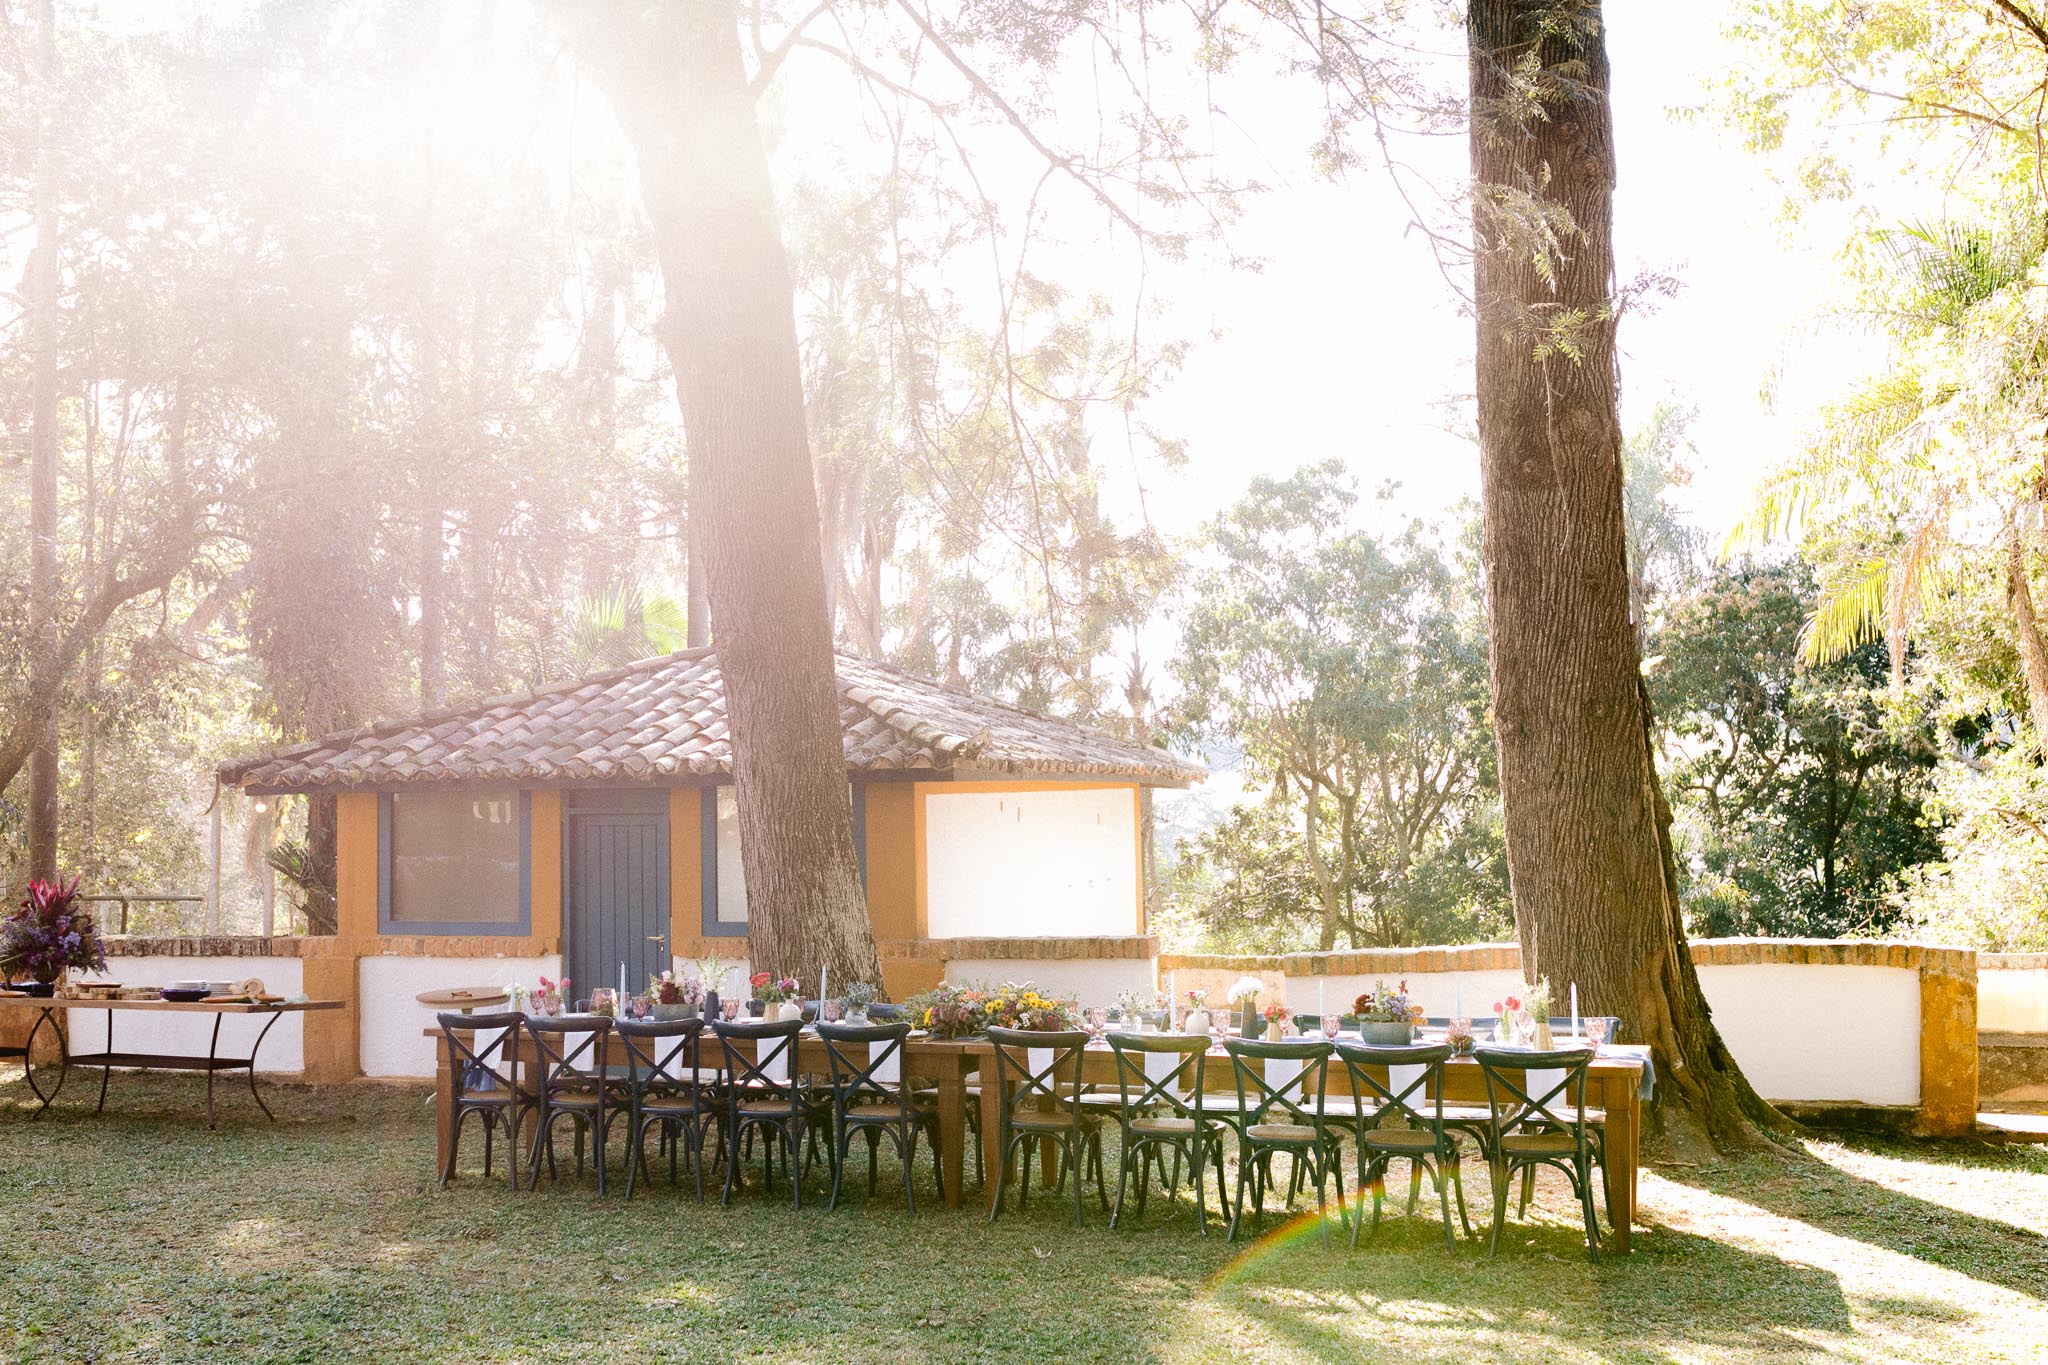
[1333,1040,1474,1250]
[1474,1046,1603,1263]
[817,1021,944,1213]
[523,1015,625,1194]
[1222,1037,1347,1244]
[984,1027,1109,1228]
[714,1018,830,1209]
[1105,1032,1229,1234]
[615,1016,724,1201]
[436,1011,533,1187]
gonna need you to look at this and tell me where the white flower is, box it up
[1227,975,1264,1005]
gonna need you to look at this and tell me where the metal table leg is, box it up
[242,1010,283,1121]
[22,1005,67,1115]
[97,1008,113,1113]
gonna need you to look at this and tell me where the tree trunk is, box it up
[2004,512,2048,747]
[24,0,61,883]
[419,506,446,712]
[1467,0,1780,1155]
[566,0,881,989]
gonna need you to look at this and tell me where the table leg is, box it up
[1602,1073,1636,1253]
[979,1071,1004,1216]
[242,1011,283,1121]
[96,1008,113,1113]
[23,1005,67,1115]
[934,1066,966,1209]
[435,1038,457,1177]
[205,1014,223,1130]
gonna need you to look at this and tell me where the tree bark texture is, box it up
[24,0,61,882]
[567,0,882,990]
[1468,0,1779,1153]
[2006,511,2048,747]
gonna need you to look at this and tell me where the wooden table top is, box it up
[414,988,511,1010]
[0,996,344,1015]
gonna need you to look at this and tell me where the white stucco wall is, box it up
[1697,963,1920,1105]
[1981,964,2048,1033]
[74,956,306,1073]
[924,787,1138,938]
[359,953,558,1079]
[1285,961,1923,1107]
[944,956,1156,1004]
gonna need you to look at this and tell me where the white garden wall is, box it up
[358,953,557,1079]
[1696,962,1921,1106]
[1980,957,2048,1033]
[76,954,306,1073]
[924,787,1137,938]
[943,955,1155,1004]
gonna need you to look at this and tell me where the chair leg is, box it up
[1408,1160,1423,1216]
[1435,1160,1457,1252]
[1518,1163,1535,1218]
[829,1123,853,1212]
[987,1130,1012,1224]
[1577,1162,1603,1265]
[1452,1157,1475,1239]
[440,1108,467,1187]
[1487,1160,1510,1258]
[482,1117,494,1178]
[1111,1136,1134,1228]
[1192,1140,1208,1237]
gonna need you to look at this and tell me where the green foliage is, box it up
[1650,561,1941,937]
[1167,464,1506,950]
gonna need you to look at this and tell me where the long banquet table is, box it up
[427,1026,1646,1250]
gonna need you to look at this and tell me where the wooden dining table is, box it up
[426,1024,1645,1249]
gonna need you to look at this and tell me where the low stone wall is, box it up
[1165,938,1978,1136]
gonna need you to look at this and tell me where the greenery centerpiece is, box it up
[1353,980,1423,1045]
[1,876,105,995]
[842,980,879,1022]
[1523,981,1555,1049]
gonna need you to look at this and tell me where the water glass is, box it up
[1585,1017,1610,1050]
[823,998,844,1024]
[1085,1005,1108,1040]
[721,999,741,1022]
[1321,1013,1341,1039]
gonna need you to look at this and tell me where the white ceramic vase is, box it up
[1183,1007,1211,1036]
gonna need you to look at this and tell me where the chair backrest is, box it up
[1333,1040,1451,1134]
[438,1010,525,1097]
[714,1017,805,1102]
[524,1014,613,1091]
[1473,1046,1596,1138]
[986,1026,1090,1125]
[614,1016,708,1094]
[1105,1031,1209,1124]
[1224,1037,1332,1130]
[864,1002,907,1022]
[818,1020,912,1113]
[1429,1016,1621,1042]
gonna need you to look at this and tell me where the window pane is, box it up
[390,791,521,925]
[715,788,747,924]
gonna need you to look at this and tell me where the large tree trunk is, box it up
[24,0,61,883]
[2005,509,2048,746]
[566,0,881,989]
[1467,1,1780,1155]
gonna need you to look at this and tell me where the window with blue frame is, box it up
[700,784,864,937]
[379,789,531,934]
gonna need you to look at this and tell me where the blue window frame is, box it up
[699,783,866,938]
[377,790,532,936]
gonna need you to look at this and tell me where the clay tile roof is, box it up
[216,648,1205,792]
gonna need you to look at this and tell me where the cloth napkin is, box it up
[1385,1062,1427,1110]
[1026,1046,1056,1092]
[757,1039,791,1086]
[462,1025,509,1093]
[1265,1056,1304,1097]
[868,1039,901,1086]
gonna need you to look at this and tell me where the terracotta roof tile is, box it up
[216,648,1204,792]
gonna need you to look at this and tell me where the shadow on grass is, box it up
[1663,1140,2048,1303]
[1193,1197,1859,1362]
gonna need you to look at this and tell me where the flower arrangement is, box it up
[1262,1002,1289,1024]
[907,981,988,1039]
[1354,980,1425,1025]
[751,971,799,1004]
[694,956,731,996]
[1521,981,1553,1020]
[982,981,1079,1032]
[1491,993,1523,1018]
[523,975,567,1015]
[650,970,702,1013]
[1227,976,1263,1008]
[1,876,105,988]
[1114,989,1143,1020]
[843,980,880,1014]
[1183,987,1209,1009]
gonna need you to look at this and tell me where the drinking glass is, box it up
[721,999,741,1022]
[630,994,650,1020]
[1321,1013,1341,1039]
[1585,1017,1610,1050]
[1086,1005,1108,1040]
[823,998,844,1024]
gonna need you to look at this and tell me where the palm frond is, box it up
[1799,558,1890,666]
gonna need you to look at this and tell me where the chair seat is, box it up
[1501,1130,1582,1156]
[1129,1114,1201,1136]
[1009,1109,1101,1132]
[1360,1127,1442,1152]
[736,1097,825,1118]
[845,1095,933,1117]
[1246,1121,1332,1143]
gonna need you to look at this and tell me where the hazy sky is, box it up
[1126,3,1883,547]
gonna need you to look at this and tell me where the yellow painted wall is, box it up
[669,787,702,958]
[334,792,380,943]
[861,782,921,941]
[528,790,562,947]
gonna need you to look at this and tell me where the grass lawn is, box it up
[3,1073,2047,1363]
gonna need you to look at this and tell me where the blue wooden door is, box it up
[564,790,670,1003]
